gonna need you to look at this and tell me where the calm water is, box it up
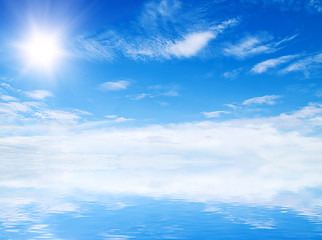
[1,189,322,239]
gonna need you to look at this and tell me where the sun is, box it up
[20,28,65,73]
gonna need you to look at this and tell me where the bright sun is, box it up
[20,29,64,73]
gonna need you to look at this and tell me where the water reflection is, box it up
[1,189,322,239]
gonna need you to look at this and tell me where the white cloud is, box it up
[105,115,118,119]
[202,111,230,118]
[0,102,31,116]
[223,103,239,109]
[282,53,322,74]
[168,31,215,58]
[126,90,179,101]
[25,90,53,100]
[240,0,322,13]
[224,34,297,59]
[274,34,298,47]
[281,102,322,119]
[224,35,273,58]
[139,0,181,26]
[251,55,299,73]
[316,90,322,97]
[0,95,18,101]
[99,80,130,91]
[113,117,135,123]
[1,105,322,203]
[243,95,281,105]
[127,93,153,100]
[75,33,117,61]
[161,90,179,96]
[76,0,238,62]
[104,115,134,123]
[34,110,80,124]
[0,82,22,93]
[308,0,322,12]
[1,103,322,223]
[222,68,242,79]
[73,109,92,116]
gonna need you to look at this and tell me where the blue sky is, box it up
[1,0,322,239]
[0,0,321,124]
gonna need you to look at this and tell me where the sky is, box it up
[1,0,322,239]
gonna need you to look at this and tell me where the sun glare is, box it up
[20,29,64,73]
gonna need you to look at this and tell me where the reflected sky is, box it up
[1,0,322,239]
[1,191,322,239]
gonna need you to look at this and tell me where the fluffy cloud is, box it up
[1,103,322,227]
[168,31,215,58]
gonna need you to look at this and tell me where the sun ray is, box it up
[19,27,65,74]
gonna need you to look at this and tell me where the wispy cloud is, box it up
[99,80,130,91]
[126,93,153,100]
[34,110,80,124]
[237,0,322,13]
[243,95,281,105]
[161,90,179,97]
[25,90,54,100]
[139,0,182,29]
[0,82,22,93]
[251,55,299,74]
[0,95,18,101]
[0,101,31,116]
[224,34,297,59]
[202,111,230,118]
[0,84,89,127]
[281,53,322,76]
[224,34,274,59]
[223,103,240,109]
[126,85,179,101]
[274,34,298,47]
[222,68,242,79]
[105,115,134,123]
[128,18,238,60]
[309,0,322,12]
[75,0,238,61]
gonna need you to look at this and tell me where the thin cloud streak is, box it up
[243,95,281,105]
[202,110,230,118]
[99,80,130,91]
[224,34,297,59]
[251,55,299,73]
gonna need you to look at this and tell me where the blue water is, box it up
[1,194,322,240]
